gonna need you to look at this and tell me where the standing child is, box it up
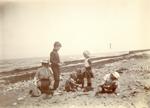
[50,41,62,90]
[83,50,94,92]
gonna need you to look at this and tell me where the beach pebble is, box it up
[54,91,63,96]
[141,79,150,90]
[6,87,13,91]
[144,85,150,90]
[0,80,5,84]
[17,97,24,101]
[12,102,17,106]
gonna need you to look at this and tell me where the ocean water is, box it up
[0,51,129,73]
[0,57,44,73]
[0,55,84,73]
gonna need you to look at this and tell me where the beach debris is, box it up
[140,79,150,90]
[6,86,13,91]
[130,90,139,96]
[12,102,17,106]
[0,80,5,84]
[17,96,25,101]
[122,59,128,62]
[105,63,114,67]
[116,68,128,73]
[144,86,150,91]
[53,90,63,96]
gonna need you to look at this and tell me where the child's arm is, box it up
[49,75,54,89]
[87,59,92,66]
[114,81,120,95]
[70,79,80,87]
[100,75,108,86]
[33,71,39,86]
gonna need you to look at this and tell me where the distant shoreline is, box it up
[1,49,150,73]
[0,49,149,85]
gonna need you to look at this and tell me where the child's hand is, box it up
[78,85,82,88]
[49,85,54,90]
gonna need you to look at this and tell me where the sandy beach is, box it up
[0,51,150,108]
[1,0,150,107]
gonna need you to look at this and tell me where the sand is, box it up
[0,52,150,108]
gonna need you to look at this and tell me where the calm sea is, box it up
[0,51,129,73]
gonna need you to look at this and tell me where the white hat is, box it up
[112,72,120,79]
[83,50,90,57]
[40,60,49,64]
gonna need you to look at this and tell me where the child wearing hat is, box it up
[29,60,54,97]
[95,71,120,95]
[82,50,94,92]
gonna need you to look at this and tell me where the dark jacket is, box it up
[50,49,60,66]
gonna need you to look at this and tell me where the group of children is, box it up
[30,41,120,97]
[65,50,94,92]
[64,50,120,95]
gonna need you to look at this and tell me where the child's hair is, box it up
[70,74,73,78]
[83,50,90,58]
[75,68,81,73]
[70,73,75,79]
[54,41,62,47]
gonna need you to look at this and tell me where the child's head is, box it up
[83,50,90,58]
[75,68,81,73]
[53,41,62,51]
[70,73,75,80]
[75,68,81,75]
[41,60,49,67]
[111,72,120,80]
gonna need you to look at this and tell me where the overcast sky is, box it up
[0,0,150,59]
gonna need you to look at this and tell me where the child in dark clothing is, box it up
[65,73,80,92]
[50,41,62,90]
[75,68,85,88]
[83,50,94,92]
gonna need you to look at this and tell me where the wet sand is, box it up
[0,51,150,108]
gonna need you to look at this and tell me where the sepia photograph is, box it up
[0,0,150,108]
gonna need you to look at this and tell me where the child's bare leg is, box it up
[87,78,92,87]
[81,80,84,88]
[83,78,87,92]
[84,78,88,87]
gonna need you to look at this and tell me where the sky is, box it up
[0,0,150,59]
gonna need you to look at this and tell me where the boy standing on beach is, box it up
[50,41,62,90]
[83,50,94,92]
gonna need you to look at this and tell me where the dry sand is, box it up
[0,53,150,108]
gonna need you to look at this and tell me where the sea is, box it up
[0,51,129,73]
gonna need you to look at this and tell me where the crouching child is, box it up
[65,73,80,92]
[75,68,85,88]
[29,60,54,97]
[95,72,120,96]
